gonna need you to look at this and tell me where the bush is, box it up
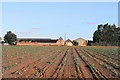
[72,40,78,46]
[90,42,119,46]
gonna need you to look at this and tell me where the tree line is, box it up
[92,23,120,46]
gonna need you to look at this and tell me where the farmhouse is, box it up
[74,37,87,46]
[57,37,65,45]
[17,37,64,46]
[65,39,73,46]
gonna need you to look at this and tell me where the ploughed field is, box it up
[2,45,120,79]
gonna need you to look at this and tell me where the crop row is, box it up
[75,48,101,77]
[79,48,120,77]
[3,48,64,73]
[51,48,70,78]
[32,49,67,77]
[83,47,119,61]
[83,49,120,70]
[56,48,70,77]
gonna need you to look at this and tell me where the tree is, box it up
[93,23,119,46]
[0,37,1,41]
[93,30,101,43]
[4,31,17,45]
[98,24,103,31]
[72,40,78,46]
[0,37,2,45]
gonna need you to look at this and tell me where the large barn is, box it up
[17,37,65,46]
[74,37,87,46]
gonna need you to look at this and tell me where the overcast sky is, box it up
[2,2,118,40]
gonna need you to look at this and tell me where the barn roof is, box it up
[65,39,72,42]
[17,38,58,41]
[59,37,64,41]
[17,38,58,43]
[75,37,86,41]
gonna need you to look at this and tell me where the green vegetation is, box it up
[2,45,119,78]
[81,47,119,60]
[4,31,17,45]
[72,40,78,46]
[0,37,1,41]
[2,45,67,71]
[72,48,80,67]
[79,48,119,77]
[90,42,119,46]
[83,49,119,69]
[92,23,120,46]
[75,48,100,74]
[61,48,69,65]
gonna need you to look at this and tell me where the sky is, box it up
[2,2,118,40]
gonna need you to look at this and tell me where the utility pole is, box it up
[64,33,66,41]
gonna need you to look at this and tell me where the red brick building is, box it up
[74,37,87,46]
[17,37,87,46]
[17,37,65,46]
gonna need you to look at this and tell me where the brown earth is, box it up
[2,47,120,79]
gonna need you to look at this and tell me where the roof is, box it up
[59,37,64,41]
[17,38,58,43]
[65,39,72,42]
[17,38,57,41]
[75,37,86,41]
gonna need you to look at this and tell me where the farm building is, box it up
[57,37,65,45]
[65,39,73,46]
[74,37,87,46]
[17,37,65,46]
